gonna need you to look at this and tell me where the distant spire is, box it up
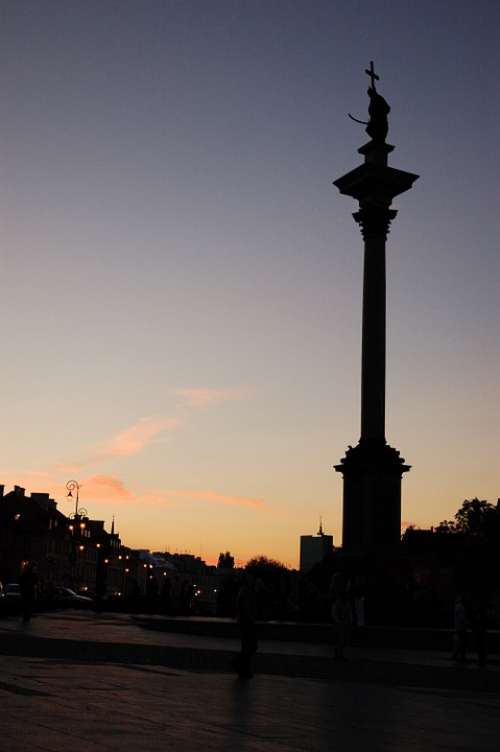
[318,516,323,536]
[111,515,115,535]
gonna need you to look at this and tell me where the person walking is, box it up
[470,594,488,668]
[19,561,38,623]
[331,591,353,660]
[451,594,467,663]
[330,572,353,660]
[234,573,258,679]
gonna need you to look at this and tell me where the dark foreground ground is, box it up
[1,611,499,751]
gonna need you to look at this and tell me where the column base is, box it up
[335,439,410,554]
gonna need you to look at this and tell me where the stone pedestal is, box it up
[335,440,410,554]
[334,140,418,554]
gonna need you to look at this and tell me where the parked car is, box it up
[0,583,22,614]
[55,587,93,608]
[3,583,21,599]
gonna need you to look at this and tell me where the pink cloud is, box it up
[99,416,180,458]
[38,391,249,479]
[65,482,264,511]
[0,473,134,511]
[159,488,265,510]
[74,484,264,511]
[81,475,134,501]
[1,468,264,519]
[176,387,252,408]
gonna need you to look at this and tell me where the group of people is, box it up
[234,574,492,677]
[8,562,493,675]
[232,571,361,678]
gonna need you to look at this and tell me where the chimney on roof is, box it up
[14,486,25,497]
[30,493,56,511]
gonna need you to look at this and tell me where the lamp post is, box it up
[66,480,87,521]
[66,480,80,517]
[66,480,89,591]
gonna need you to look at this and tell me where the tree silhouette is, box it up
[244,556,289,619]
[453,498,497,536]
[217,551,235,569]
[438,498,500,539]
[245,555,287,579]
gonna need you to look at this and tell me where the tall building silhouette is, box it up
[300,519,333,572]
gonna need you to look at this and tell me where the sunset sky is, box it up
[1,1,499,567]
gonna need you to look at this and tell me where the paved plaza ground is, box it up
[1,611,499,750]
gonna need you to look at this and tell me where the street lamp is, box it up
[66,480,88,519]
[66,480,80,516]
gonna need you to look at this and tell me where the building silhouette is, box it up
[0,484,144,598]
[299,520,333,572]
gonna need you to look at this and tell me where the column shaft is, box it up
[361,234,386,441]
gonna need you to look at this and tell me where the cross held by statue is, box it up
[365,61,379,89]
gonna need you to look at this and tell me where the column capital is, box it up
[353,205,397,241]
[335,439,410,476]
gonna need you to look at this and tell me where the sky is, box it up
[1,0,499,567]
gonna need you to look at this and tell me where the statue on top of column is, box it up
[349,61,390,144]
[366,84,390,143]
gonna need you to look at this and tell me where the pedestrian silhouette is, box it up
[19,561,38,623]
[470,594,488,667]
[234,573,259,679]
[451,594,467,662]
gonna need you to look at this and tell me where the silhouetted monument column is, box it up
[356,202,395,443]
[334,63,419,554]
